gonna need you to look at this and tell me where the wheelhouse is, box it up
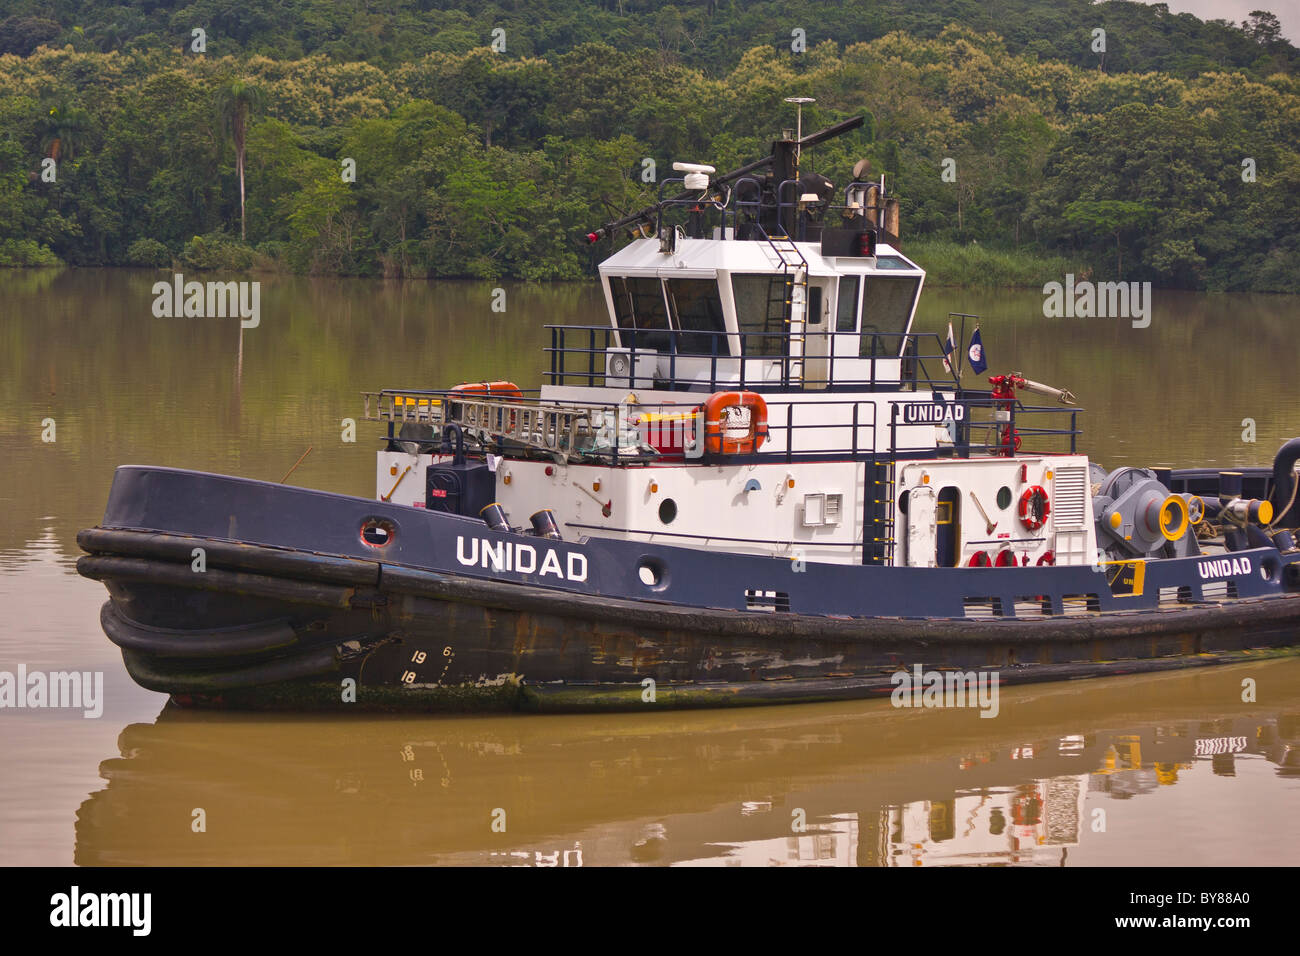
[594,238,925,392]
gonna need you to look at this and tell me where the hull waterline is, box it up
[76,467,1300,712]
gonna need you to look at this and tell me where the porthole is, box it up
[360,517,397,548]
[996,486,1013,510]
[637,556,668,591]
[659,498,678,524]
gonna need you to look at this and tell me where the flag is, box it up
[968,327,988,375]
[941,322,957,373]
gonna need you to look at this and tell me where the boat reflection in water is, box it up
[75,658,1300,866]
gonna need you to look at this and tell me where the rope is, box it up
[1267,464,1299,531]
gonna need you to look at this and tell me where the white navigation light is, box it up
[673,162,715,191]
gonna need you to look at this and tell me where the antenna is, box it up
[583,114,863,244]
[784,96,815,178]
[672,162,716,191]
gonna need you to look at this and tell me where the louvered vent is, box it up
[1053,466,1088,529]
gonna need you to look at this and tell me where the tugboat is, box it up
[78,112,1300,711]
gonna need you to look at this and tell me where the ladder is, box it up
[863,460,896,565]
[761,231,809,383]
[362,391,632,463]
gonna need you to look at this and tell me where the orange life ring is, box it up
[1018,485,1051,530]
[703,391,769,455]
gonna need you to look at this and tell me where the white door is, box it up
[802,281,831,390]
[905,485,938,568]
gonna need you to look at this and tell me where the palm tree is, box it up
[214,79,267,241]
[39,98,91,162]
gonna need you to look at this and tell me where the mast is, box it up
[584,115,864,244]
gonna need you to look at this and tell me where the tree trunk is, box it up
[238,144,246,241]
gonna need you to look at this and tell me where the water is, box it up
[2,268,1299,865]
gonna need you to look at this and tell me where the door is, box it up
[905,485,938,568]
[802,282,831,389]
[936,486,961,567]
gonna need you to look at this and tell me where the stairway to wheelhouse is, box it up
[761,233,809,384]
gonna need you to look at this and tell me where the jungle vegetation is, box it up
[0,1,1296,290]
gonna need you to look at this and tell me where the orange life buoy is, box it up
[703,391,769,455]
[1018,485,1051,530]
[450,381,523,400]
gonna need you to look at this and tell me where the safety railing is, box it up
[545,325,959,393]
[653,175,891,245]
[363,387,1081,464]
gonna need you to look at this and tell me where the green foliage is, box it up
[905,239,1078,288]
[125,237,171,267]
[0,238,62,267]
[3,1,1296,78]
[179,232,256,271]
[0,6,1296,289]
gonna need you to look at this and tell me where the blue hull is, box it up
[76,466,1300,711]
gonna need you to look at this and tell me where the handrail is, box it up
[544,324,960,392]
[362,387,1083,466]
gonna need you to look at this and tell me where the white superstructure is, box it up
[365,113,1139,576]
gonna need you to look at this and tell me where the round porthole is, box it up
[637,556,668,591]
[996,486,1013,510]
[360,517,397,548]
[659,498,678,524]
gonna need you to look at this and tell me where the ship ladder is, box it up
[764,233,809,385]
[863,460,897,565]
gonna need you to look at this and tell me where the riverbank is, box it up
[904,240,1081,289]
[2,237,1089,292]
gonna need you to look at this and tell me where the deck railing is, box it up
[545,325,958,393]
[362,386,1081,464]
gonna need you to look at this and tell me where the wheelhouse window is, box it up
[835,275,859,332]
[610,276,671,351]
[731,273,788,356]
[664,278,727,355]
[859,275,921,357]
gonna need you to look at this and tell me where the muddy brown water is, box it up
[2,268,1298,865]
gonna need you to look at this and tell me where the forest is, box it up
[0,1,1297,290]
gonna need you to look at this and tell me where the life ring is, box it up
[1018,485,1051,530]
[703,391,769,455]
[967,550,992,567]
